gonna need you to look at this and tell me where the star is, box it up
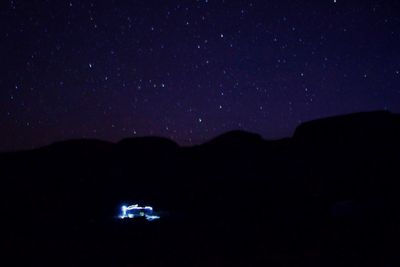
[0,0,398,150]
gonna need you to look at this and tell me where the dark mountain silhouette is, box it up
[1,110,400,267]
[118,136,180,150]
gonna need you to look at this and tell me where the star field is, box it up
[1,0,400,151]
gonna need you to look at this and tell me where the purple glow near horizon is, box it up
[1,1,399,151]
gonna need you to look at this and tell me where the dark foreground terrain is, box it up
[1,111,400,266]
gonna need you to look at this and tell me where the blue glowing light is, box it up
[118,204,160,221]
[145,215,161,221]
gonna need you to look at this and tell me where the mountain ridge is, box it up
[3,110,398,155]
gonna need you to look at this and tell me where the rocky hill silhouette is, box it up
[1,110,400,267]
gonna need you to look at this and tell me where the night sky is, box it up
[1,0,400,151]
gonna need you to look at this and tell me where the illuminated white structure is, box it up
[119,204,160,221]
